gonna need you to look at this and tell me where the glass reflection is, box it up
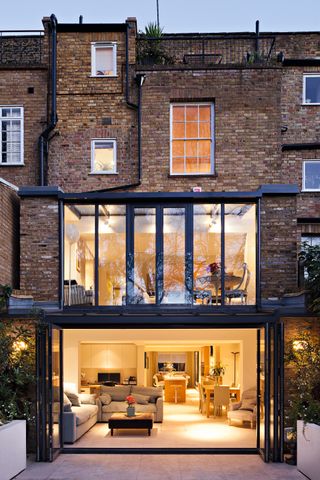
[52,329,60,450]
[224,204,256,305]
[132,208,156,304]
[162,208,186,304]
[64,205,95,306]
[99,205,126,305]
[193,204,221,305]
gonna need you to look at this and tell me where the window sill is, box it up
[89,171,119,175]
[168,173,217,178]
[301,189,320,192]
[0,163,24,167]
[301,103,320,106]
[90,75,118,78]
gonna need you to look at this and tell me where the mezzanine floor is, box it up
[65,389,257,449]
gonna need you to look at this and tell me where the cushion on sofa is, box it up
[100,385,131,401]
[101,401,156,414]
[133,393,150,405]
[63,393,72,412]
[100,393,112,405]
[239,398,256,411]
[79,393,96,405]
[65,391,81,407]
[72,404,98,426]
[131,386,162,403]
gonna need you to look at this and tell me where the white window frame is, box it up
[302,160,320,191]
[170,102,214,176]
[0,106,24,166]
[302,74,320,105]
[91,42,117,77]
[91,139,117,174]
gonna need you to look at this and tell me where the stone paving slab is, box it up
[15,454,304,480]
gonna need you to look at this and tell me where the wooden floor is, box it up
[65,388,257,449]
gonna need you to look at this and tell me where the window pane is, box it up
[99,205,126,305]
[194,204,221,305]
[172,122,185,139]
[185,140,197,157]
[304,162,320,190]
[198,140,211,156]
[172,106,185,121]
[185,122,198,138]
[172,140,184,157]
[162,208,186,304]
[1,108,11,117]
[305,77,320,103]
[95,46,114,75]
[224,204,256,305]
[198,157,211,173]
[199,122,211,138]
[93,141,115,172]
[186,157,198,173]
[64,205,95,306]
[132,208,156,304]
[171,157,184,173]
[186,106,198,121]
[199,105,210,121]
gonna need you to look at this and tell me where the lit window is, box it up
[303,75,320,104]
[303,161,320,191]
[0,106,23,165]
[91,139,117,174]
[91,43,117,77]
[170,103,214,175]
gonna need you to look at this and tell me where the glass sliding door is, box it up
[193,204,221,305]
[161,207,186,304]
[99,205,126,305]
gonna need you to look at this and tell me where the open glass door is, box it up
[36,323,63,461]
[257,325,270,461]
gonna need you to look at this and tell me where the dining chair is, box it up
[198,383,207,415]
[225,263,251,304]
[213,385,230,416]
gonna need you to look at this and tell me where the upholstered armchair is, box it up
[227,387,257,428]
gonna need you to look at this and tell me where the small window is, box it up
[91,43,117,77]
[303,75,320,104]
[301,234,320,247]
[0,106,23,165]
[303,161,320,191]
[91,139,117,174]
[170,103,214,175]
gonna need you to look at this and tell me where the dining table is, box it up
[196,273,242,304]
[203,384,241,417]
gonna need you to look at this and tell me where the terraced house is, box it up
[1,13,320,462]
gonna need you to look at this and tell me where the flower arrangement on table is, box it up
[206,262,221,275]
[126,395,136,416]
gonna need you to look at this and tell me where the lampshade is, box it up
[65,224,80,244]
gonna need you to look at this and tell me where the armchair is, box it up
[227,387,257,428]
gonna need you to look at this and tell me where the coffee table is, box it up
[108,413,153,436]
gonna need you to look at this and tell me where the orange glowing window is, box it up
[171,103,213,175]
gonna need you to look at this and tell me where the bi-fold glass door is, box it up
[36,324,63,461]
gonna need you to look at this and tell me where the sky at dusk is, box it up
[1,0,320,33]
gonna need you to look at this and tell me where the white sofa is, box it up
[63,393,99,443]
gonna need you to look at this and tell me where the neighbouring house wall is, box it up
[20,196,59,302]
[0,181,19,287]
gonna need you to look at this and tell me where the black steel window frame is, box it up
[61,198,259,312]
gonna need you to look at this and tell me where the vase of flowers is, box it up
[126,395,136,417]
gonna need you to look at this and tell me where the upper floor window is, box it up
[301,234,320,247]
[303,160,320,191]
[91,139,117,174]
[170,103,214,175]
[0,106,23,165]
[91,42,117,77]
[303,75,320,104]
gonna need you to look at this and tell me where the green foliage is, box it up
[144,22,163,38]
[299,242,320,313]
[0,284,13,310]
[0,319,36,425]
[137,22,174,66]
[210,362,226,377]
[285,332,320,430]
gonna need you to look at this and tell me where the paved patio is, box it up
[16,454,304,479]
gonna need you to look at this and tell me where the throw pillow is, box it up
[133,393,150,405]
[100,394,112,405]
[65,391,81,407]
[239,398,256,411]
[79,393,96,405]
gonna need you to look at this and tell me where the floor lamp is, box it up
[65,224,80,306]
[231,351,240,387]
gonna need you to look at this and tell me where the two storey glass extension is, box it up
[63,201,257,310]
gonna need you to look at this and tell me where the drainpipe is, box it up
[39,13,58,186]
[83,21,144,193]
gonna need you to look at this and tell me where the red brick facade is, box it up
[0,180,19,287]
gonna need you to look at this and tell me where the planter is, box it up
[126,405,136,417]
[8,294,33,313]
[297,420,320,480]
[0,420,26,480]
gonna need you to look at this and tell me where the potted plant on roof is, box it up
[285,332,320,479]
[137,22,174,66]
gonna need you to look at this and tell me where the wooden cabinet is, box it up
[80,343,137,369]
[91,344,107,368]
[125,345,137,368]
[107,344,122,368]
[81,344,92,368]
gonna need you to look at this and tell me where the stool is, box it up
[173,384,182,403]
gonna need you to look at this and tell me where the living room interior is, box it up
[59,328,262,449]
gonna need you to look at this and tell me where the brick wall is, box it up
[0,181,19,287]
[20,196,59,301]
